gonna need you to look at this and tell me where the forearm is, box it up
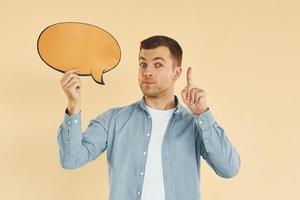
[57,109,89,169]
[195,109,241,178]
[57,108,110,169]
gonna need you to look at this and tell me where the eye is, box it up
[139,63,147,68]
[155,63,163,68]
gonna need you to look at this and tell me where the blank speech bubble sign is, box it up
[37,22,121,85]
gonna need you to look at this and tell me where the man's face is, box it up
[138,46,181,98]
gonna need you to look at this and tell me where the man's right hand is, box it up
[60,68,81,115]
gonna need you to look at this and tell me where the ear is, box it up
[173,66,182,81]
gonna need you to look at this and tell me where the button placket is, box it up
[138,111,152,198]
[64,128,70,144]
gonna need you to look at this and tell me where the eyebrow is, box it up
[139,56,166,63]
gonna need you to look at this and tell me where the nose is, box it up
[143,65,153,77]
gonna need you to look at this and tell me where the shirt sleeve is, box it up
[56,108,113,169]
[194,108,241,178]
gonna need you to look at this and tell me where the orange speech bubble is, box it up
[37,22,121,85]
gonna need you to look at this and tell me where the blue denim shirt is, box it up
[57,95,241,200]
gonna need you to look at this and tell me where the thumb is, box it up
[181,86,188,102]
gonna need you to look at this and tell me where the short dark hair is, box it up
[139,35,183,67]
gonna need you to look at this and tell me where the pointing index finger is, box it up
[187,67,193,86]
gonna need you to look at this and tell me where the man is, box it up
[57,35,241,200]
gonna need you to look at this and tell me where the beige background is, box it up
[1,0,299,199]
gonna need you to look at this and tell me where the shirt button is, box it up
[143,151,147,155]
[74,119,78,123]
[140,172,144,176]
[146,133,150,137]
[148,115,151,118]
[65,140,69,143]
[137,191,140,196]
[205,139,208,143]
[68,121,71,125]
[199,120,203,124]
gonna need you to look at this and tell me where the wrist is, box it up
[193,107,209,115]
[67,102,81,115]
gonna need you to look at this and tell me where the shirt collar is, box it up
[137,95,182,116]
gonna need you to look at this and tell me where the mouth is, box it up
[142,81,156,85]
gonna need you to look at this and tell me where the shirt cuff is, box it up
[64,107,81,123]
[194,107,215,131]
[63,108,82,140]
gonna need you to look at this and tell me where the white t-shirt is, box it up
[141,105,176,200]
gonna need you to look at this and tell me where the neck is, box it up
[144,93,176,110]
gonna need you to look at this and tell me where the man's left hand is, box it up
[181,67,209,115]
